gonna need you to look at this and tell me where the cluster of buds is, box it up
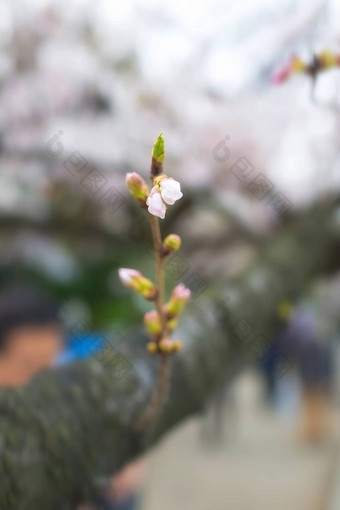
[119,134,190,359]
[271,50,340,85]
[145,283,191,354]
[147,338,182,355]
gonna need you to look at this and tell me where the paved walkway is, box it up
[141,371,339,510]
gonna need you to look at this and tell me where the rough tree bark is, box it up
[0,198,340,509]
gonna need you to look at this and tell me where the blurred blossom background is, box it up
[2,0,340,508]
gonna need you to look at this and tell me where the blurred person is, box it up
[0,285,144,509]
[0,285,64,386]
[260,300,295,404]
[297,289,336,443]
[264,299,335,443]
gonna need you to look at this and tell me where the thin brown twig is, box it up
[135,213,171,432]
[149,213,166,332]
[135,353,171,433]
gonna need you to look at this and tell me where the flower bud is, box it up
[159,338,175,354]
[166,284,191,317]
[158,338,182,354]
[166,317,178,332]
[144,310,162,335]
[147,341,158,354]
[151,132,165,176]
[118,268,157,300]
[271,56,306,85]
[162,234,181,256]
[291,56,306,73]
[126,172,149,203]
[173,340,182,352]
[270,64,291,85]
[319,49,338,69]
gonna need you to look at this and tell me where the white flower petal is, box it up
[147,191,166,219]
[160,179,183,205]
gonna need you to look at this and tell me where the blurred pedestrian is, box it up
[0,285,64,386]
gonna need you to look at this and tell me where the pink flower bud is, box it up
[158,338,182,354]
[144,310,162,335]
[126,172,149,202]
[163,234,181,255]
[159,338,175,354]
[172,283,191,301]
[271,63,292,85]
[271,56,306,85]
[118,268,157,300]
[166,284,191,316]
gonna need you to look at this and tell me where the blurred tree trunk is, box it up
[0,198,340,509]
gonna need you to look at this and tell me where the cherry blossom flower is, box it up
[147,177,183,219]
[160,178,183,205]
[147,187,166,219]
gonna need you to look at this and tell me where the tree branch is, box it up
[0,198,339,508]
